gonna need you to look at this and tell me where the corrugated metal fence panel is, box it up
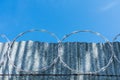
[0,41,120,80]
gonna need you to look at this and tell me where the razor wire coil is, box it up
[113,34,120,63]
[0,34,10,68]
[0,29,119,75]
[7,29,60,73]
[60,30,114,74]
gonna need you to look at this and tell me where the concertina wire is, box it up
[0,29,120,75]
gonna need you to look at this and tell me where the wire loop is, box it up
[60,30,114,74]
[7,29,60,73]
[112,34,120,63]
[0,34,10,68]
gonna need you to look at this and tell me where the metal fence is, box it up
[0,29,120,80]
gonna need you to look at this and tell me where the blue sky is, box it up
[0,0,120,42]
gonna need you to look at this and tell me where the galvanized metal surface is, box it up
[0,41,120,80]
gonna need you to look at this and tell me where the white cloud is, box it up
[101,1,119,11]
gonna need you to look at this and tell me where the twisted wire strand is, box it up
[7,29,60,73]
[59,30,114,74]
[112,33,120,63]
[0,34,10,68]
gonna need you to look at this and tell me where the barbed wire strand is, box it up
[7,29,60,73]
[59,30,114,74]
[113,33,120,63]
